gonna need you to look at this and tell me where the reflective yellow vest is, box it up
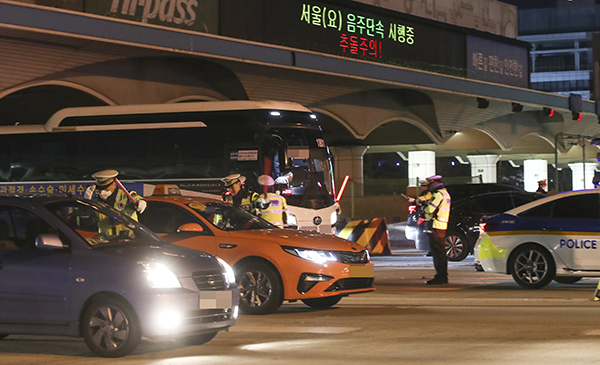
[424,188,451,230]
[258,193,288,228]
[223,190,264,214]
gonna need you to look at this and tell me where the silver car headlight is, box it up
[283,246,339,264]
[217,257,236,285]
[138,261,181,289]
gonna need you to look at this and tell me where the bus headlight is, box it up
[330,210,338,226]
[139,261,181,289]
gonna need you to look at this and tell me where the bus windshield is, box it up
[264,127,335,210]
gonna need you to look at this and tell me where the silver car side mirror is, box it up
[35,234,65,250]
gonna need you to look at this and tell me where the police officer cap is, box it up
[426,175,443,182]
[92,169,118,188]
[258,175,275,186]
[538,179,547,184]
[222,174,245,187]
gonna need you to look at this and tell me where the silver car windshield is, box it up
[46,200,162,246]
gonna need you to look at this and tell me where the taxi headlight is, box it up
[139,261,181,289]
[217,257,236,285]
[283,246,339,264]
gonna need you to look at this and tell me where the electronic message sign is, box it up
[466,35,529,88]
[262,0,466,71]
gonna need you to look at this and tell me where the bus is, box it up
[0,100,338,233]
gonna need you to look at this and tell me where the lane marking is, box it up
[229,326,360,334]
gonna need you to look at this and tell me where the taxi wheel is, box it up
[301,295,342,309]
[444,232,469,261]
[510,244,555,289]
[81,297,142,358]
[180,331,218,346]
[236,262,283,315]
[554,276,582,284]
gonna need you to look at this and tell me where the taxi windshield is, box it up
[45,200,162,246]
[186,201,274,231]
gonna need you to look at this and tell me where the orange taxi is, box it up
[140,189,374,315]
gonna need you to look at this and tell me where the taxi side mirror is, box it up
[177,223,204,233]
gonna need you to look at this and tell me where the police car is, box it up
[474,189,600,289]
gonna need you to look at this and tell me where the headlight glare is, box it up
[139,261,181,289]
[217,257,236,285]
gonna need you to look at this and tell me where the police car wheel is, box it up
[509,244,555,289]
[444,231,469,261]
[236,262,283,315]
[301,295,342,309]
[553,276,582,284]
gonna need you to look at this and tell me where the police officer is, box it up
[84,169,147,221]
[423,175,451,285]
[257,174,288,228]
[221,173,269,214]
[536,179,547,195]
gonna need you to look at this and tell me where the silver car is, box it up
[0,195,239,357]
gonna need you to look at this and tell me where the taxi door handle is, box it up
[543,227,562,231]
[219,243,237,249]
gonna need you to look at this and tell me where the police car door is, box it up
[541,192,600,270]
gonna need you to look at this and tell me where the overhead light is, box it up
[543,107,555,117]
[511,102,523,113]
[477,97,489,109]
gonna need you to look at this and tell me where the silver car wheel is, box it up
[82,298,141,357]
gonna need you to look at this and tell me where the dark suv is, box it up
[406,184,544,261]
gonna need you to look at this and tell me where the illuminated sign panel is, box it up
[466,36,529,88]
[263,0,466,70]
[84,0,219,33]
[0,182,144,198]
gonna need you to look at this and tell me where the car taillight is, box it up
[479,222,499,232]
[408,205,416,213]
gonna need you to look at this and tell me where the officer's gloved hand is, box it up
[84,186,94,200]
[259,193,270,209]
[137,200,147,214]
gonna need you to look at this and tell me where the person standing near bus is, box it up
[84,169,147,221]
[221,174,269,215]
[257,175,288,228]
